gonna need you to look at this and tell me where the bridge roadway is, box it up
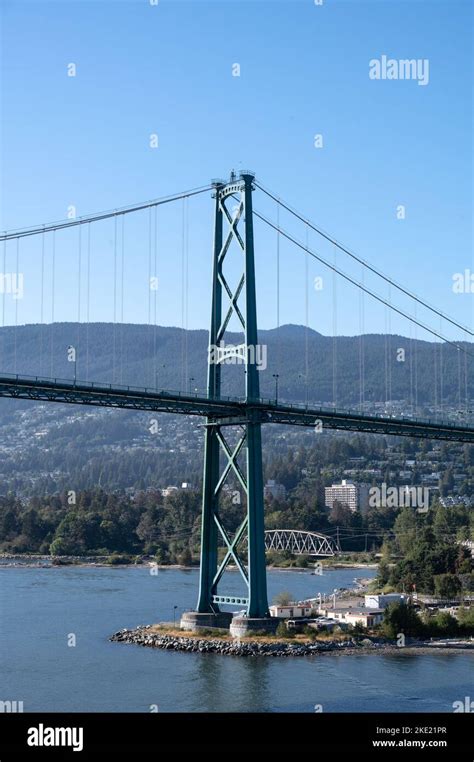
[0,373,473,442]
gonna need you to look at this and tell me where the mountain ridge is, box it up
[0,322,470,404]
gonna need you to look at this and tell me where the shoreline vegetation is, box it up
[110,624,474,657]
[0,553,378,570]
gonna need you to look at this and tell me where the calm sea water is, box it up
[0,566,472,713]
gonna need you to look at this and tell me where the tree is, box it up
[434,573,461,600]
[382,602,424,638]
[273,591,294,606]
[377,542,391,587]
[457,606,474,631]
[177,547,192,566]
[393,508,418,555]
[439,468,454,497]
[432,505,451,543]
[136,505,162,552]
[329,500,353,527]
[50,536,72,556]
[0,507,20,542]
[20,509,44,551]
[433,611,459,636]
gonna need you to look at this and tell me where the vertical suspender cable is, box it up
[304,224,309,407]
[409,317,414,416]
[77,224,82,375]
[181,198,185,391]
[359,266,364,411]
[1,238,5,369]
[51,231,55,377]
[384,302,388,411]
[121,214,125,384]
[14,238,19,373]
[387,283,392,409]
[439,316,443,417]
[332,244,337,409]
[457,343,462,409]
[464,330,469,412]
[148,206,153,387]
[276,199,281,394]
[113,214,117,384]
[40,230,45,375]
[153,205,158,387]
[185,198,189,391]
[2,238,6,329]
[414,302,418,413]
[86,223,91,382]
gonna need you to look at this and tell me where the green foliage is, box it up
[275,621,290,638]
[457,607,474,628]
[272,591,294,606]
[0,488,201,562]
[106,553,134,565]
[382,602,424,638]
[386,508,473,595]
[434,574,462,600]
[432,611,459,636]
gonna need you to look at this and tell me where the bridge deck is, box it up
[0,373,473,442]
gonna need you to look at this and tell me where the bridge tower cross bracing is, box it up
[183,171,272,631]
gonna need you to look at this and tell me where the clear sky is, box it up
[1,0,472,340]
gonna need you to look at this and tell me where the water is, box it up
[1,566,472,712]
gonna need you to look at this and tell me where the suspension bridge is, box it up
[1,170,473,633]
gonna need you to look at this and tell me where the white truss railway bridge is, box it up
[264,530,338,557]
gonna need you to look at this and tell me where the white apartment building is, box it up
[324,480,370,514]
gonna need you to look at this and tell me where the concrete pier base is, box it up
[229,616,279,637]
[180,611,233,632]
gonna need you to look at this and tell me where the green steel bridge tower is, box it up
[183,171,272,633]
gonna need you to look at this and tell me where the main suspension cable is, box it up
[255,181,474,338]
[253,208,474,360]
[0,185,213,241]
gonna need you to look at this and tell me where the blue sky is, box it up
[1,0,472,339]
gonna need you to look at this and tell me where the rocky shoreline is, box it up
[109,625,474,657]
[110,626,367,656]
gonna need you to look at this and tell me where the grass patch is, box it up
[146,623,357,645]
